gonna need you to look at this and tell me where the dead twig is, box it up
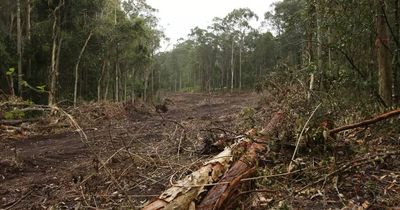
[295,150,400,194]
[52,106,135,206]
[288,103,322,172]
[2,190,33,210]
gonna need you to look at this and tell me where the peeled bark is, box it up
[142,111,285,210]
[143,148,234,210]
[48,1,64,106]
[198,111,284,210]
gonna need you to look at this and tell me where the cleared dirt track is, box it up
[0,92,259,209]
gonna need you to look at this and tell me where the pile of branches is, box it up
[141,107,400,209]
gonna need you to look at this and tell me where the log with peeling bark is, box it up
[142,111,285,210]
[197,111,285,210]
[142,147,235,210]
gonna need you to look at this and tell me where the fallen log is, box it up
[197,111,285,210]
[329,108,400,135]
[142,148,235,210]
[142,112,284,210]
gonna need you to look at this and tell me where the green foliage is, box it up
[6,67,15,76]
[36,85,46,93]
[4,109,25,120]
[237,107,256,131]
[0,0,162,103]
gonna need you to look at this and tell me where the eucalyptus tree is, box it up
[224,8,258,91]
[188,27,217,91]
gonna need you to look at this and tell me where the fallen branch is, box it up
[288,103,321,172]
[0,118,41,126]
[329,108,400,135]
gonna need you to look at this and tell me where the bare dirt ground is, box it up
[0,92,260,209]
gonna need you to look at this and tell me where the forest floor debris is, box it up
[1,91,400,209]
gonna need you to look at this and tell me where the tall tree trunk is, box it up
[97,59,107,101]
[17,0,23,96]
[124,67,127,101]
[74,31,93,107]
[115,45,119,102]
[394,0,400,103]
[48,1,64,106]
[27,0,32,78]
[104,60,110,100]
[131,68,136,103]
[239,40,242,92]
[230,39,234,93]
[306,0,315,101]
[315,1,324,90]
[151,67,155,96]
[9,14,14,37]
[144,67,149,101]
[328,27,333,75]
[376,0,393,106]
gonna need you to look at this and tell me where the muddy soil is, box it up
[0,92,259,209]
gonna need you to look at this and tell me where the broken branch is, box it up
[329,108,400,135]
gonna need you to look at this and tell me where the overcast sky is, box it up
[146,0,279,50]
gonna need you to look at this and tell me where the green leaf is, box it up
[36,85,46,92]
[6,67,15,76]
[22,80,29,87]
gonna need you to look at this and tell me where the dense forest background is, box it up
[1,0,399,107]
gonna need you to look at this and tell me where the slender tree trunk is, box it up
[394,0,400,103]
[9,14,14,37]
[17,0,23,96]
[104,60,110,100]
[73,31,93,107]
[315,1,324,90]
[97,59,106,101]
[328,27,333,74]
[151,67,155,96]
[115,45,119,102]
[131,68,136,103]
[305,0,316,98]
[239,40,242,92]
[144,67,149,101]
[174,70,177,92]
[376,0,393,106]
[27,0,32,78]
[230,39,234,93]
[48,1,64,106]
[124,67,127,101]
[179,69,182,91]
